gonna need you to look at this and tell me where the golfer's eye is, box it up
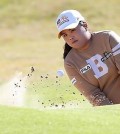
[62,34,67,38]
[71,28,75,32]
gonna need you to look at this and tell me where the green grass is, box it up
[0,105,120,134]
[0,0,120,133]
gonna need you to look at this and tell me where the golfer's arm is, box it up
[64,63,112,106]
[73,77,112,106]
[85,88,113,106]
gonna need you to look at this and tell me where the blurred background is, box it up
[0,0,120,108]
[0,0,120,82]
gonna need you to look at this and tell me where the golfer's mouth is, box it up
[72,40,78,44]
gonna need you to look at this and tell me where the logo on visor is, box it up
[57,16,69,28]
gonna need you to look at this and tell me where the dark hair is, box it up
[63,43,72,59]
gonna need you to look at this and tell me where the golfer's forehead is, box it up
[61,25,80,35]
[61,29,73,35]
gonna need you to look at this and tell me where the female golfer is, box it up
[56,10,120,106]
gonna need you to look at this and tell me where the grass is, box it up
[0,105,120,134]
[0,0,120,133]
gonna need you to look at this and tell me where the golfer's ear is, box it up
[83,22,88,29]
[79,21,88,29]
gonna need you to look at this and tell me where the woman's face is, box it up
[61,24,91,50]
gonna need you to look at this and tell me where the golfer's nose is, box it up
[69,36,74,41]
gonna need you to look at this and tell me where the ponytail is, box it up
[63,43,72,59]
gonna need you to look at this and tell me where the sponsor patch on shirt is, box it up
[101,51,113,62]
[80,64,91,74]
[71,77,77,85]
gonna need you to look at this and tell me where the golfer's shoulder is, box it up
[92,30,116,41]
[93,30,115,37]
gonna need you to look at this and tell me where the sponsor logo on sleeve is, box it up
[71,77,77,85]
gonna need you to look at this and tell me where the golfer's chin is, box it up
[75,43,89,51]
